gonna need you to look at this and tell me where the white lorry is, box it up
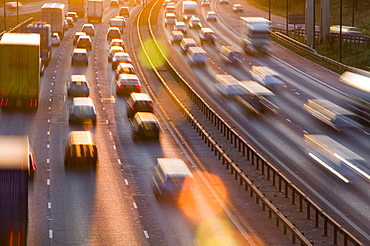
[240,17,270,54]
[182,1,197,21]
[41,3,65,39]
[87,0,104,23]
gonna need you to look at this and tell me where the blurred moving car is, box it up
[199,27,215,44]
[73,32,86,45]
[220,45,242,63]
[201,0,210,7]
[232,4,243,12]
[131,112,160,141]
[76,35,92,50]
[126,92,154,119]
[65,131,98,168]
[188,16,202,29]
[116,74,142,96]
[81,23,95,36]
[71,48,88,65]
[107,27,121,40]
[65,17,74,27]
[109,38,126,50]
[66,11,78,21]
[108,46,124,61]
[5,2,23,8]
[69,97,97,124]
[174,21,187,34]
[51,33,60,46]
[330,25,362,35]
[170,31,184,44]
[115,62,135,79]
[206,11,217,21]
[67,75,90,97]
[180,38,198,53]
[151,158,194,200]
[110,0,119,7]
[219,0,228,4]
[111,52,132,70]
[164,13,177,27]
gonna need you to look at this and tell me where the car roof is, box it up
[118,74,139,79]
[82,23,94,27]
[72,97,94,106]
[71,74,87,82]
[130,92,152,101]
[118,62,134,67]
[113,52,130,57]
[73,48,87,53]
[109,46,124,51]
[108,27,120,31]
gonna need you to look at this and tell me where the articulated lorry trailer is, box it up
[0,33,40,109]
[87,0,104,23]
[240,17,271,54]
[41,3,66,39]
[0,136,36,246]
[68,0,87,17]
[20,22,52,66]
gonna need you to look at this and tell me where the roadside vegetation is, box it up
[247,0,370,70]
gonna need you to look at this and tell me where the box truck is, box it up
[87,0,104,23]
[0,33,40,109]
[68,0,87,17]
[240,17,270,54]
[41,3,66,39]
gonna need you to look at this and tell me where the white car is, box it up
[108,46,124,61]
[188,16,202,29]
[232,4,243,12]
[51,33,60,46]
[219,0,228,4]
[201,0,210,7]
[206,11,217,22]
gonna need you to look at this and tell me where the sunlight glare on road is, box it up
[178,171,244,245]
[139,38,169,69]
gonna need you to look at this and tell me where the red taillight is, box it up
[119,84,124,89]
[135,84,142,89]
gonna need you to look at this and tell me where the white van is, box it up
[250,66,285,90]
[304,98,361,130]
[187,47,207,65]
[215,74,244,97]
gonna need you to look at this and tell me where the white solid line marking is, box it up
[48,202,51,209]
[47,179,50,185]
[143,230,149,238]
[133,203,137,208]
[124,179,129,185]
[49,230,53,238]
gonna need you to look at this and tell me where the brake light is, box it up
[119,84,125,89]
[135,84,142,89]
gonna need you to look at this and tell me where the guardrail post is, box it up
[324,217,328,236]
[315,209,319,227]
[299,194,303,212]
[292,189,295,205]
[334,225,338,245]
[307,203,311,219]
[285,181,289,198]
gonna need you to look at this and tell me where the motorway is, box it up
[1,0,370,245]
[148,0,370,245]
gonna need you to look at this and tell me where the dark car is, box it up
[112,52,132,70]
[126,92,154,119]
[69,97,97,124]
[131,112,160,141]
[81,24,95,36]
[107,27,121,40]
[76,35,92,50]
[68,75,90,97]
[116,74,142,96]
[71,48,88,65]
